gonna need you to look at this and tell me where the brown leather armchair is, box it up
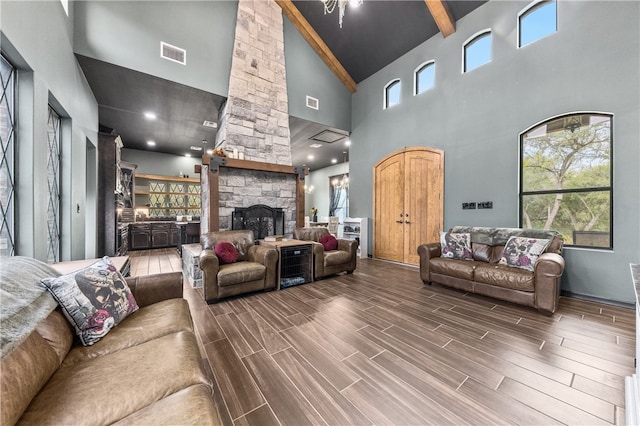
[293,227,358,280]
[199,230,278,303]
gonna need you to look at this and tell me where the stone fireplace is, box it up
[232,204,284,240]
[198,0,306,236]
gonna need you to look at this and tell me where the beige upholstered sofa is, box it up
[418,226,565,315]
[293,227,358,279]
[199,230,278,303]
[0,256,219,425]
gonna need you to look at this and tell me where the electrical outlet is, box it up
[478,201,493,209]
[462,202,476,210]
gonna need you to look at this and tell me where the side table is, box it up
[259,239,313,289]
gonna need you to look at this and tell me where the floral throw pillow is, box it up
[499,236,551,271]
[41,257,138,346]
[440,232,473,260]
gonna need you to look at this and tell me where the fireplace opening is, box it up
[232,204,284,240]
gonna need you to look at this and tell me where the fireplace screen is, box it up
[232,205,284,240]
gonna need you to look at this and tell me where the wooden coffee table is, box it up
[51,256,131,276]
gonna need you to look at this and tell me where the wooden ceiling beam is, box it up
[424,0,456,38]
[275,0,357,94]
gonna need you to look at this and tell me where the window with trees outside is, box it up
[520,113,612,249]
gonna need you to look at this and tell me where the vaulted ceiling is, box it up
[79,0,487,171]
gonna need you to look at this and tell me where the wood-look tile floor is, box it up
[130,248,635,425]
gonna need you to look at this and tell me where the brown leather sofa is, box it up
[0,256,220,425]
[293,227,358,279]
[418,226,565,315]
[199,230,278,303]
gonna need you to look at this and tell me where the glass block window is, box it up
[1,54,16,256]
[384,79,401,109]
[464,30,492,73]
[47,105,61,263]
[520,113,612,249]
[414,61,435,95]
[519,0,557,48]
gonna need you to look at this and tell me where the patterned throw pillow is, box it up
[40,257,138,346]
[499,236,551,271]
[440,232,473,260]
[215,241,238,264]
[319,234,338,251]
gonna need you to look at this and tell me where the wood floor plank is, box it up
[295,321,358,361]
[498,377,612,425]
[191,305,226,344]
[236,309,290,355]
[572,374,626,407]
[561,336,635,363]
[233,404,278,426]
[216,312,263,358]
[272,348,372,425]
[280,326,360,391]
[305,316,385,359]
[204,338,265,420]
[242,350,327,426]
[357,326,467,389]
[248,298,295,331]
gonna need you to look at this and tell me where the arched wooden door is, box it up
[374,147,444,265]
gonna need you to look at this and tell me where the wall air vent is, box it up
[202,120,218,128]
[310,129,348,144]
[160,42,187,65]
[306,95,319,110]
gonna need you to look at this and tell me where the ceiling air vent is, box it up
[160,42,186,65]
[306,95,319,110]
[202,120,218,128]
[310,129,348,144]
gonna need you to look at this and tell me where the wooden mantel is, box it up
[198,155,309,232]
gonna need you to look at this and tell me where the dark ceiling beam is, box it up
[424,0,456,38]
[275,0,357,93]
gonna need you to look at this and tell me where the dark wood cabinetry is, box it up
[170,226,179,247]
[130,224,151,250]
[151,223,170,248]
[97,133,119,257]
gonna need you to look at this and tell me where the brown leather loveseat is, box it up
[0,256,220,425]
[293,227,358,279]
[418,226,565,314]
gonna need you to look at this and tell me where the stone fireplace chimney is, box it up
[200,0,305,237]
[215,0,291,165]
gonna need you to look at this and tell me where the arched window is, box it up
[384,79,401,109]
[414,61,435,96]
[463,30,492,73]
[518,0,557,48]
[520,113,613,249]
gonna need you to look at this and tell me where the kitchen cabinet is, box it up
[151,223,171,248]
[135,174,200,219]
[130,224,151,250]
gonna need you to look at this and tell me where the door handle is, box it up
[396,220,403,224]
[405,221,411,224]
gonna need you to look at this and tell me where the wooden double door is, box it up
[374,147,444,265]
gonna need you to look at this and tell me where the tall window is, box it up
[463,30,492,73]
[414,61,435,95]
[329,173,349,222]
[384,79,400,109]
[520,113,612,249]
[1,54,16,256]
[47,105,61,263]
[518,0,557,48]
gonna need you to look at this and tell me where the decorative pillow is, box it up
[319,234,338,251]
[440,232,473,260]
[40,257,138,346]
[215,241,238,264]
[499,236,551,271]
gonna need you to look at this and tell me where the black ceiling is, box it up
[77,0,486,170]
[292,0,487,83]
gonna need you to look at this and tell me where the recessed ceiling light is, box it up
[307,154,314,160]
[190,146,203,151]
[206,149,213,155]
[144,112,157,120]
[147,140,156,146]
[345,139,351,146]
[203,120,218,128]
[331,158,337,164]
[310,143,322,148]
[185,154,191,158]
